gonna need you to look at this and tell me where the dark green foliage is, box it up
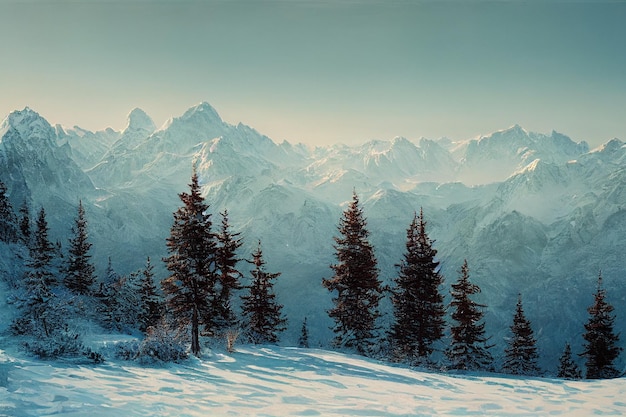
[557,342,582,380]
[241,241,286,344]
[0,181,18,243]
[19,199,31,245]
[323,191,383,356]
[213,209,243,333]
[138,257,163,333]
[299,317,310,348]
[502,294,540,376]
[389,209,445,364]
[162,169,217,356]
[446,260,493,371]
[63,200,96,295]
[12,207,63,339]
[581,273,622,379]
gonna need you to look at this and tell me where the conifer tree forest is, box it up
[0,176,623,379]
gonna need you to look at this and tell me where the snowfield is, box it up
[1,346,625,416]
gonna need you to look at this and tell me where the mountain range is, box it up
[1,102,625,370]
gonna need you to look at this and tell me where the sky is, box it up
[0,0,624,147]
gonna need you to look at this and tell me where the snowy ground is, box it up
[1,345,626,416]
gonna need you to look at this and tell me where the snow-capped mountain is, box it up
[1,103,624,369]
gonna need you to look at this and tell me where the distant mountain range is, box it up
[1,102,625,369]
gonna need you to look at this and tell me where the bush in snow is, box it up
[116,321,189,364]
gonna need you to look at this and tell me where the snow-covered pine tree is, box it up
[323,191,383,356]
[31,208,57,287]
[557,342,582,379]
[95,257,120,330]
[19,200,31,245]
[214,209,243,333]
[63,200,96,295]
[240,241,286,344]
[502,294,540,376]
[15,209,56,337]
[446,259,493,371]
[298,317,310,348]
[162,168,217,356]
[389,209,445,364]
[112,271,142,332]
[581,272,622,379]
[0,181,18,243]
[138,257,162,333]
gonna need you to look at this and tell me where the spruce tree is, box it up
[63,200,96,295]
[299,317,310,348]
[19,200,31,245]
[0,181,18,243]
[214,209,243,332]
[162,168,217,356]
[557,342,582,380]
[138,257,162,333]
[502,294,540,376]
[389,209,445,364]
[15,208,63,339]
[30,208,57,287]
[240,241,286,344]
[95,259,120,331]
[323,191,383,356]
[581,273,622,379]
[446,259,493,371]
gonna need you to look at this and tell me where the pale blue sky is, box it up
[1,0,624,146]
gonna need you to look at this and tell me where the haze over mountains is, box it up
[1,102,625,369]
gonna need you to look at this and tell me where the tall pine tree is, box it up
[581,273,622,379]
[240,241,286,344]
[19,199,31,245]
[63,200,96,295]
[161,168,217,356]
[138,257,162,333]
[502,294,540,376]
[446,260,493,371]
[0,181,18,243]
[323,191,383,356]
[214,209,243,332]
[557,342,582,380]
[389,209,446,364]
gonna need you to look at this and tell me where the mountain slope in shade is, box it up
[0,103,624,371]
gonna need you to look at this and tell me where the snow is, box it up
[1,345,624,416]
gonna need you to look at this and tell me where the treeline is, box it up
[0,175,622,379]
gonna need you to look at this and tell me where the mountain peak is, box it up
[124,108,156,133]
[181,101,222,124]
[1,107,55,141]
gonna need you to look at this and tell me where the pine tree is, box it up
[299,317,310,348]
[63,200,96,295]
[138,257,162,333]
[0,181,18,243]
[389,209,445,364]
[502,294,540,376]
[581,272,622,379]
[16,208,63,338]
[95,258,120,331]
[112,271,142,332]
[446,260,493,371]
[323,191,383,356]
[161,168,217,356]
[240,241,286,344]
[557,342,582,380]
[29,208,57,287]
[19,200,31,245]
[214,209,243,332]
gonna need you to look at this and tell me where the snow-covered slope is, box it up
[1,345,625,416]
[1,103,624,370]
